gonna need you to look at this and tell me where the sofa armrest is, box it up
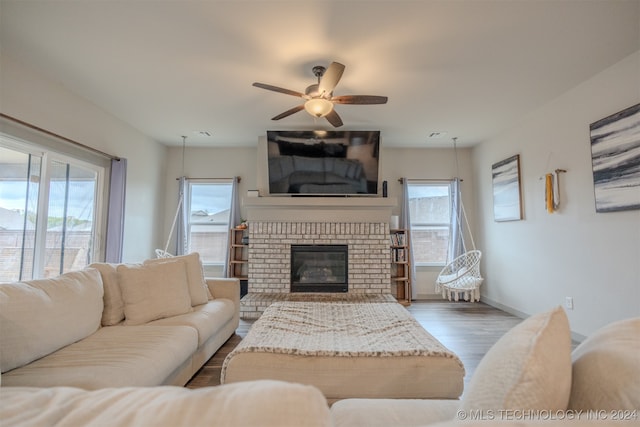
[206,277,240,312]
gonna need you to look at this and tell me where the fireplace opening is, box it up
[291,245,348,293]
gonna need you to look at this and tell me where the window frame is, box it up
[184,179,233,268]
[406,180,452,267]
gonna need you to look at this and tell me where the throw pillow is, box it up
[0,268,104,372]
[144,252,211,305]
[459,306,572,411]
[568,317,640,410]
[89,262,125,326]
[118,261,192,325]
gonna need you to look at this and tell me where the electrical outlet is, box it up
[565,297,574,310]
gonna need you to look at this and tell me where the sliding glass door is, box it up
[0,140,104,281]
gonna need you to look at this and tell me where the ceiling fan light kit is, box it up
[252,61,388,127]
[304,98,333,117]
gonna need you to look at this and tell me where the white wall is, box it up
[472,51,640,338]
[1,54,168,262]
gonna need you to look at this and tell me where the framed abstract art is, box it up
[589,103,640,213]
[492,154,523,222]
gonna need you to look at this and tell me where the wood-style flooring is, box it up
[185,300,523,390]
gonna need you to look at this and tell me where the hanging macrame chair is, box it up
[435,138,483,302]
[435,250,483,302]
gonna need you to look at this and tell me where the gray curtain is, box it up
[223,176,241,277]
[400,177,418,300]
[448,178,465,262]
[105,158,127,263]
[175,177,189,256]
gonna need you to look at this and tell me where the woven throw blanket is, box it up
[224,302,463,366]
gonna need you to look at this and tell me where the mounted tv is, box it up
[266,130,380,196]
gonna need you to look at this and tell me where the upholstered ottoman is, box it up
[221,302,465,402]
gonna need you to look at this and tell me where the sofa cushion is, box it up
[332,158,350,177]
[0,268,104,373]
[293,155,325,173]
[1,325,198,388]
[0,380,332,427]
[268,156,286,181]
[118,261,193,326]
[144,252,210,305]
[148,299,235,346]
[568,317,640,410]
[346,160,363,179]
[89,262,125,326]
[459,306,571,411]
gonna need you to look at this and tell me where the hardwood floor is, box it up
[407,300,522,386]
[185,300,523,390]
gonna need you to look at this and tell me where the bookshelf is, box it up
[228,227,248,296]
[390,228,411,306]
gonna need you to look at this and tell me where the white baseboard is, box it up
[479,296,528,319]
[480,296,587,343]
[413,294,586,343]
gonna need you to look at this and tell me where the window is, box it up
[185,180,233,270]
[407,181,452,266]
[0,137,104,281]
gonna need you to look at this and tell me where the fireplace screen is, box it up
[290,245,348,293]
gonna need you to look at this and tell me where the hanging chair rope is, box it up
[162,196,183,255]
[460,190,476,251]
[157,136,187,258]
[449,137,476,260]
[435,137,483,301]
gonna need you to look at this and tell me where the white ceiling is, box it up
[1,1,638,148]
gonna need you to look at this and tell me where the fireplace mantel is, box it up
[243,196,397,222]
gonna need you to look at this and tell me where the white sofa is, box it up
[0,253,240,389]
[1,305,637,427]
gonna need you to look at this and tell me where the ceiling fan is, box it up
[252,62,388,127]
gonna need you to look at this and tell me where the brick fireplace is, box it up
[240,197,396,319]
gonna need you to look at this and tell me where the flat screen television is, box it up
[266,130,380,196]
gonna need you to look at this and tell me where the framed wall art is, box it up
[589,103,640,213]
[492,154,523,222]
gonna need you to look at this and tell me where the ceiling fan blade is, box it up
[318,62,345,95]
[253,82,305,98]
[331,95,388,104]
[324,110,343,128]
[271,105,305,120]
